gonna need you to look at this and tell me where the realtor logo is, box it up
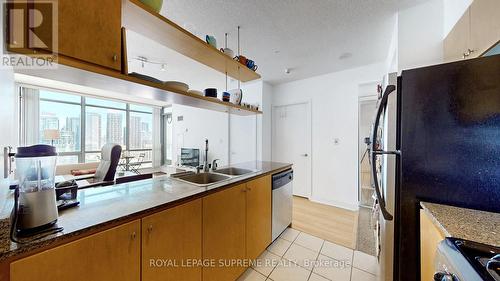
[3,1,58,69]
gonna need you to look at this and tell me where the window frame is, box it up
[34,87,154,166]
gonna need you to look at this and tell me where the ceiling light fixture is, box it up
[284,68,291,74]
[129,56,167,71]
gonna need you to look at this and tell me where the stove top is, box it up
[454,239,500,281]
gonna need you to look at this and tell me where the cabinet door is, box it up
[142,199,202,281]
[470,0,500,56]
[10,220,141,281]
[32,0,122,70]
[420,210,446,281]
[444,8,470,62]
[246,175,272,260]
[203,184,247,281]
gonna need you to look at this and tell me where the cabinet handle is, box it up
[130,231,136,240]
[463,49,475,59]
[112,54,118,61]
[147,225,153,233]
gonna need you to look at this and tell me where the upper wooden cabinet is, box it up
[10,220,141,281]
[9,0,123,70]
[246,175,272,261]
[470,0,500,56]
[142,199,202,281]
[444,0,500,62]
[55,0,122,70]
[444,9,470,62]
[203,184,247,281]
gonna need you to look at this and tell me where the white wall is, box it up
[0,0,17,177]
[385,14,399,74]
[170,80,268,168]
[398,0,444,71]
[261,82,273,161]
[272,62,385,210]
[171,105,229,167]
[443,0,473,37]
[229,81,260,164]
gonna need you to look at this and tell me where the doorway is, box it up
[272,102,311,198]
[357,94,378,256]
[358,98,377,208]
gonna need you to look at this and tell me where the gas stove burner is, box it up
[451,238,500,281]
[478,254,500,281]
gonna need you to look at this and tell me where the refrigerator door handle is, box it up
[370,85,397,221]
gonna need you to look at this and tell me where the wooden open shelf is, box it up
[122,0,261,83]
[15,57,262,116]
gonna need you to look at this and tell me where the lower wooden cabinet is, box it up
[246,175,272,260]
[9,174,274,281]
[142,199,202,281]
[203,184,247,281]
[10,220,141,281]
[420,210,446,281]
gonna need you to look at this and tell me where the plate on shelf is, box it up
[164,81,189,92]
[128,72,163,84]
[187,89,204,96]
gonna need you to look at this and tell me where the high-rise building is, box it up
[40,113,59,131]
[129,116,141,148]
[140,121,152,149]
[106,112,122,144]
[86,112,101,151]
[65,117,80,151]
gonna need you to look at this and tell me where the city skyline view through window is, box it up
[37,90,154,166]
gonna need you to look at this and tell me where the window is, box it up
[86,97,127,109]
[25,87,156,169]
[85,107,126,152]
[39,91,82,162]
[129,110,153,166]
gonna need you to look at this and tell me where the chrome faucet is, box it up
[212,159,220,171]
[203,139,209,172]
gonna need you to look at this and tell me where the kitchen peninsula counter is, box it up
[0,161,292,262]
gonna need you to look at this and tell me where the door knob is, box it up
[302,154,308,157]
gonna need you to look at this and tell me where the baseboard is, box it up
[309,196,359,211]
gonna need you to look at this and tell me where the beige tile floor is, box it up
[238,228,378,281]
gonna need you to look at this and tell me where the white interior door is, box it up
[272,102,311,198]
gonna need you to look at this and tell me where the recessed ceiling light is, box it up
[339,52,353,60]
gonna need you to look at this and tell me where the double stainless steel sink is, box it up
[171,167,255,187]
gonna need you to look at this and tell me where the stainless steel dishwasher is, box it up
[272,169,293,241]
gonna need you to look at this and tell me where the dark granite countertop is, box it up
[420,202,500,247]
[0,161,291,262]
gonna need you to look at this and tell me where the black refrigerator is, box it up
[373,54,500,281]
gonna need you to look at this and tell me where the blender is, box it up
[12,145,59,237]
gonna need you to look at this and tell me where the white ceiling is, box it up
[155,0,429,84]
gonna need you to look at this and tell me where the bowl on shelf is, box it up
[140,0,163,13]
[204,88,218,98]
[187,89,204,96]
[164,81,189,92]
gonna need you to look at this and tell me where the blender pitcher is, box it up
[14,145,59,232]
